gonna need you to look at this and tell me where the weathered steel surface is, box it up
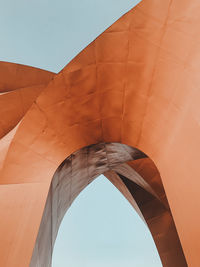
[0,0,200,266]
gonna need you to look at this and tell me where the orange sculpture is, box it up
[0,0,199,266]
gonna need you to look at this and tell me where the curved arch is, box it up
[0,0,200,266]
[30,143,186,267]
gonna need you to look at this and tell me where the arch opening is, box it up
[52,175,163,267]
[30,143,187,267]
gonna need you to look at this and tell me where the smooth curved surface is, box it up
[0,0,200,266]
[0,61,55,93]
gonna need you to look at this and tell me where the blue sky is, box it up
[0,0,141,73]
[0,0,162,266]
[52,176,162,267]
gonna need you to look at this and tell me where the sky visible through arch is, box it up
[53,175,162,267]
[0,0,162,266]
[52,175,162,267]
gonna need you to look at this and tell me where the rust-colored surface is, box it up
[0,0,200,266]
[0,61,55,93]
[119,172,186,267]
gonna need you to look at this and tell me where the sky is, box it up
[0,0,141,73]
[52,176,162,267]
[0,0,162,266]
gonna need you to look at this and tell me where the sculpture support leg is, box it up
[0,182,50,267]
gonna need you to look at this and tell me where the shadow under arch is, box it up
[30,143,187,267]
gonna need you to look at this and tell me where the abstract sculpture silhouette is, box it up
[0,0,199,266]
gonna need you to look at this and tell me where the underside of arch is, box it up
[30,143,187,267]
